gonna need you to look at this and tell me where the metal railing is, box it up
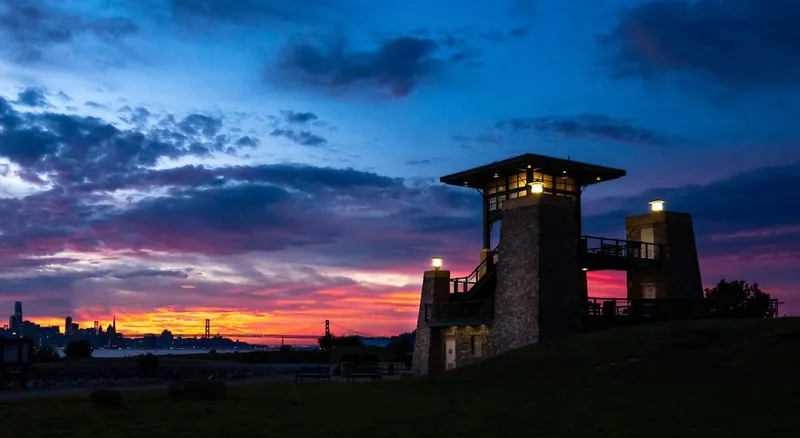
[585,297,782,319]
[580,235,661,260]
[424,300,494,323]
[451,246,499,294]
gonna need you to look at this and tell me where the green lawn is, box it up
[3,318,799,438]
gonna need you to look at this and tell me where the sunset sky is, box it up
[1,0,799,338]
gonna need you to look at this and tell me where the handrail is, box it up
[584,296,782,319]
[580,235,661,260]
[451,245,499,294]
[424,300,494,322]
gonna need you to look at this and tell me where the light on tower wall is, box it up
[649,199,665,212]
[529,181,544,194]
[431,257,444,271]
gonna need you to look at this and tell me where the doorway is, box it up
[445,337,456,370]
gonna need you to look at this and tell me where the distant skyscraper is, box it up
[9,301,23,333]
[65,316,72,335]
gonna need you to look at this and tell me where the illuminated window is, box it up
[508,172,527,189]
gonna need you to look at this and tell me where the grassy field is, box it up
[2,318,799,438]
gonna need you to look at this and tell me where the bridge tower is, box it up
[204,319,210,339]
[324,320,330,337]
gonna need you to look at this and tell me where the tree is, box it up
[704,279,776,318]
[138,353,159,377]
[318,333,363,350]
[64,340,94,359]
[386,332,415,357]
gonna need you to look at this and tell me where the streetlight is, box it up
[529,180,544,194]
[649,199,665,212]
[431,257,444,271]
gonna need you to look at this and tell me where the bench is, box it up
[343,363,381,382]
[295,365,331,383]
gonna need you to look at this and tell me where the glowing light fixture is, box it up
[431,257,444,271]
[493,173,499,178]
[582,268,589,271]
[596,176,601,181]
[649,199,665,212]
[529,180,544,194]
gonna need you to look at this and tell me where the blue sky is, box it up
[1,0,799,334]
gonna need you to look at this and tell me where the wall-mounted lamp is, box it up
[529,181,544,194]
[649,199,665,212]
[431,257,444,271]
[581,268,589,272]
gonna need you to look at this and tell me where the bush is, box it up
[64,340,93,360]
[138,353,159,376]
[32,346,61,363]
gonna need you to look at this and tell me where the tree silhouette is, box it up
[64,340,93,359]
[318,333,363,349]
[704,279,776,318]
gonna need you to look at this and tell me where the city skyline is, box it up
[1,0,799,335]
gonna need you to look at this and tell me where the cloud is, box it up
[281,110,318,124]
[269,128,327,147]
[0,0,138,65]
[274,33,444,97]
[16,87,49,107]
[496,114,671,146]
[0,96,249,187]
[601,0,800,87]
[405,158,448,167]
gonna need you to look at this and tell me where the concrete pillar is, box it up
[491,194,581,356]
[411,270,450,376]
[626,211,703,300]
[478,248,493,276]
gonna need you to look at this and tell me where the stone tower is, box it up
[625,203,703,300]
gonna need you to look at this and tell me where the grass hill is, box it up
[3,318,799,438]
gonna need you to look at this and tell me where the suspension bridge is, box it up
[123,320,385,341]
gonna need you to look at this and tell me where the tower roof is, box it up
[440,153,627,188]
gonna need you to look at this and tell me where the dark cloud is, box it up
[601,0,800,87]
[405,158,448,167]
[0,153,479,274]
[496,114,671,146]
[281,110,318,124]
[109,269,189,280]
[85,101,109,110]
[0,0,138,65]
[178,114,223,137]
[270,128,327,147]
[0,96,248,188]
[16,87,49,107]
[275,33,443,97]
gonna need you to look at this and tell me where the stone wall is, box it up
[411,270,450,376]
[491,194,580,356]
[444,325,493,368]
[491,196,541,354]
